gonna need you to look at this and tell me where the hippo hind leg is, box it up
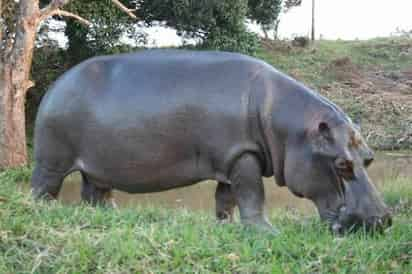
[31,165,66,200]
[229,153,277,234]
[81,173,116,207]
[31,124,75,199]
[215,182,236,222]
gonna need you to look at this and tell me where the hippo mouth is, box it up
[325,169,347,232]
[328,175,392,235]
[331,206,392,234]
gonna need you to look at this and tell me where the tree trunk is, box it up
[0,1,38,168]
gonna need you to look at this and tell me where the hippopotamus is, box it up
[32,50,392,233]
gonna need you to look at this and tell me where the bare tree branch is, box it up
[39,0,72,20]
[39,0,137,27]
[111,0,137,19]
[47,9,91,26]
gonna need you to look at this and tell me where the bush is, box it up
[202,28,259,55]
[137,0,260,54]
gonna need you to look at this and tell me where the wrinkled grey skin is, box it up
[32,50,391,233]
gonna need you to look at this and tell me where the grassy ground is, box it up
[257,37,412,150]
[1,167,411,273]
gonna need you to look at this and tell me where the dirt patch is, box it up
[260,38,293,53]
[326,57,364,87]
[321,57,412,149]
[366,70,412,95]
[326,56,412,97]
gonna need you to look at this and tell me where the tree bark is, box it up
[0,0,38,168]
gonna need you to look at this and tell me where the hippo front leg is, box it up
[215,182,236,222]
[230,154,277,234]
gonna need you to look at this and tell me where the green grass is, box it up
[257,37,412,86]
[1,167,411,273]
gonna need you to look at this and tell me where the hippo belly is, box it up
[74,106,212,193]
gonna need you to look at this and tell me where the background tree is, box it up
[247,0,282,39]
[283,0,302,11]
[63,0,145,64]
[136,0,269,54]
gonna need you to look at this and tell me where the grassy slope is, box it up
[257,37,412,150]
[0,167,411,273]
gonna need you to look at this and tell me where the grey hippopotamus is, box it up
[32,50,392,233]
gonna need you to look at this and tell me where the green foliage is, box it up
[39,0,283,58]
[248,0,282,26]
[0,173,411,273]
[202,28,259,55]
[137,0,244,37]
[62,0,145,64]
[137,0,260,54]
[0,0,17,51]
[248,0,282,39]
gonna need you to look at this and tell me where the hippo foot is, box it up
[31,191,58,201]
[242,217,279,235]
[89,198,118,209]
[217,218,233,225]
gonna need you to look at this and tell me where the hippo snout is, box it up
[334,210,392,234]
[366,212,392,231]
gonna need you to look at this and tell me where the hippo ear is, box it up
[310,121,335,156]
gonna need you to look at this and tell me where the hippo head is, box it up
[283,117,392,234]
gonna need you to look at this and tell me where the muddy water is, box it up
[57,152,412,214]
